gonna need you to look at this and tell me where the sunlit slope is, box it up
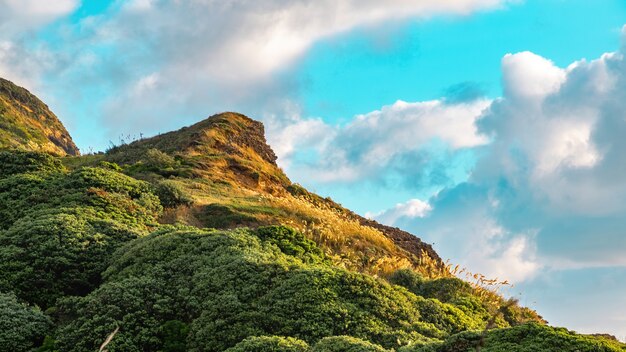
[0,78,79,156]
[100,112,443,277]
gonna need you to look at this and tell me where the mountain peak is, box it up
[182,112,278,165]
[0,77,79,156]
[111,112,277,164]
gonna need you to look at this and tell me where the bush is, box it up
[225,336,310,352]
[0,292,52,352]
[389,269,425,292]
[160,320,190,352]
[402,323,626,352]
[54,227,476,352]
[390,270,472,304]
[0,207,146,308]
[0,150,63,178]
[313,336,388,352]
[155,180,194,207]
[0,166,162,230]
[256,226,325,263]
[0,163,161,308]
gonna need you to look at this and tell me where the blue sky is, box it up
[1,0,626,340]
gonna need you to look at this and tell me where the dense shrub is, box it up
[160,320,190,352]
[0,166,161,230]
[401,323,626,352]
[225,336,310,352]
[0,150,63,178]
[54,227,482,352]
[313,336,388,352]
[256,226,325,263]
[0,292,52,352]
[0,159,161,308]
[390,270,473,304]
[154,179,194,207]
[0,207,146,308]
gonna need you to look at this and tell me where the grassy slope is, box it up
[0,78,79,156]
[93,112,444,278]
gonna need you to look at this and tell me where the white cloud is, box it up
[286,98,491,183]
[501,51,566,100]
[51,0,511,136]
[366,198,432,225]
[103,0,508,81]
[395,184,541,283]
[406,43,626,275]
[0,0,78,35]
[0,0,78,89]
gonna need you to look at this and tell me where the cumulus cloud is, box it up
[363,34,626,283]
[293,27,626,286]
[281,98,491,184]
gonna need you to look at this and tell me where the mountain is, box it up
[103,112,443,276]
[0,78,623,352]
[0,78,79,156]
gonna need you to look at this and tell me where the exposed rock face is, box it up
[358,217,443,264]
[223,117,277,165]
[0,78,79,156]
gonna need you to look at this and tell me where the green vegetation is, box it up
[398,323,626,352]
[0,153,161,308]
[0,150,64,177]
[53,226,471,351]
[225,336,310,352]
[0,95,623,352]
[0,292,52,352]
[313,336,389,352]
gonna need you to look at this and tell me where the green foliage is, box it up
[0,150,64,178]
[160,320,190,352]
[390,270,496,330]
[116,148,189,177]
[0,207,145,308]
[476,323,626,352]
[225,336,310,352]
[401,323,626,352]
[98,160,123,172]
[390,270,473,304]
[313,336,389,352]
[34,336,58,352]
[154,179,194,207]
[256,226,325,263]
[143,148,178,171]
[0,164,161,230]
[0,154,161,308]
[0,292,52,352]
[389,269,425,292]
[54,227,482,352]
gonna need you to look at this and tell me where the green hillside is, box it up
[0,77,622,351]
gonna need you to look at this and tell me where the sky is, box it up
[1,0,626,339]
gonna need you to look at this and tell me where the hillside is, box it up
[0,78,79,156]
[0,78,623,352]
